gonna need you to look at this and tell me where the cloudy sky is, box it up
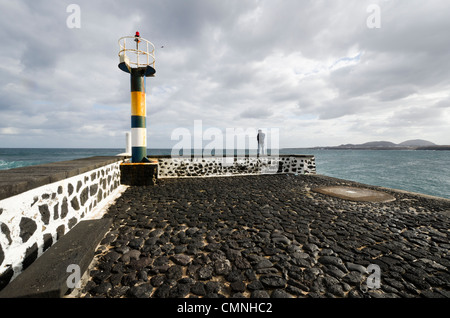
[0,0,449,149]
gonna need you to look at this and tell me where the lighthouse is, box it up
[118,31,156,163]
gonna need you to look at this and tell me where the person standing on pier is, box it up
[257,129,265,157]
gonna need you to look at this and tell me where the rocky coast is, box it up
[76,174,450,298]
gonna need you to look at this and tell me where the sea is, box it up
[0,148,449,200]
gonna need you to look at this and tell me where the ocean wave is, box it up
[0,160,12,170]
[0,159,30,170]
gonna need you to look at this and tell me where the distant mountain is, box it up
[359,141,398,148]
[321,139,441,150]
[398,139,436,147]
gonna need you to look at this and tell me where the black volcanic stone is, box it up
[251,290,270,298]
[38,205,50,225]
[80,187,89,206]
[0,223,11,245]
[318,256,347,272]
[197,265,213,280]
[169,282,190,298]
[234,256,251,269]
[61,197,69,218]
[128,238,144,249]
[19,217,36,243]
[153,283,171,298]
[170,254,192,266]
[214,259,232,276]
[191,282,206,296]
[122,272,137,286]
[271,289,292,298]
[102,251,121,263]
[128,283,153,298]
[247,280,264,291]
[226,270,244,283]
[230,281,246,292]
[70,197,80,210]
[260,275,287,288]
[205,281,222,294]
[166,265,183,281]
[80,174,450,298]
[255,259,273,269]
[90,282,112,296]
[110,273,123,286]
[92,270,111,284]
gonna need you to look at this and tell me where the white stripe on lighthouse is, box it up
[131,128,147,147]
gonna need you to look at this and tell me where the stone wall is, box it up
[0,159,121,288]
[157,155,316,178]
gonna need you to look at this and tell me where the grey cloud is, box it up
[316,98,370,120]
[240,106,273,119]
[1,0,450,147]
[328,51,447,102]
[435,98,450,109]
[388,106,447,127]
[374,85,418,102]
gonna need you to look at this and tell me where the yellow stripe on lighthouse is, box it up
[131,91,146,116]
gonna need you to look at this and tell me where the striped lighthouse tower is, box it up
[130,69,147,162]
[118,31,156,163]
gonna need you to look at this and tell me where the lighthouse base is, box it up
[120,161,158,186]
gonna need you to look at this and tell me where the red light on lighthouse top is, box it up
[134,31,141,43]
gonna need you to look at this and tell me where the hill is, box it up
[398,139,436,147]
[322,139,439,150]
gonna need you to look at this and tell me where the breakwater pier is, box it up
[0,155,449,299]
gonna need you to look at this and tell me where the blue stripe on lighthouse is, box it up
[131,116,146,128]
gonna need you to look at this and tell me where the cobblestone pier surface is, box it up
[78,174,450,298]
